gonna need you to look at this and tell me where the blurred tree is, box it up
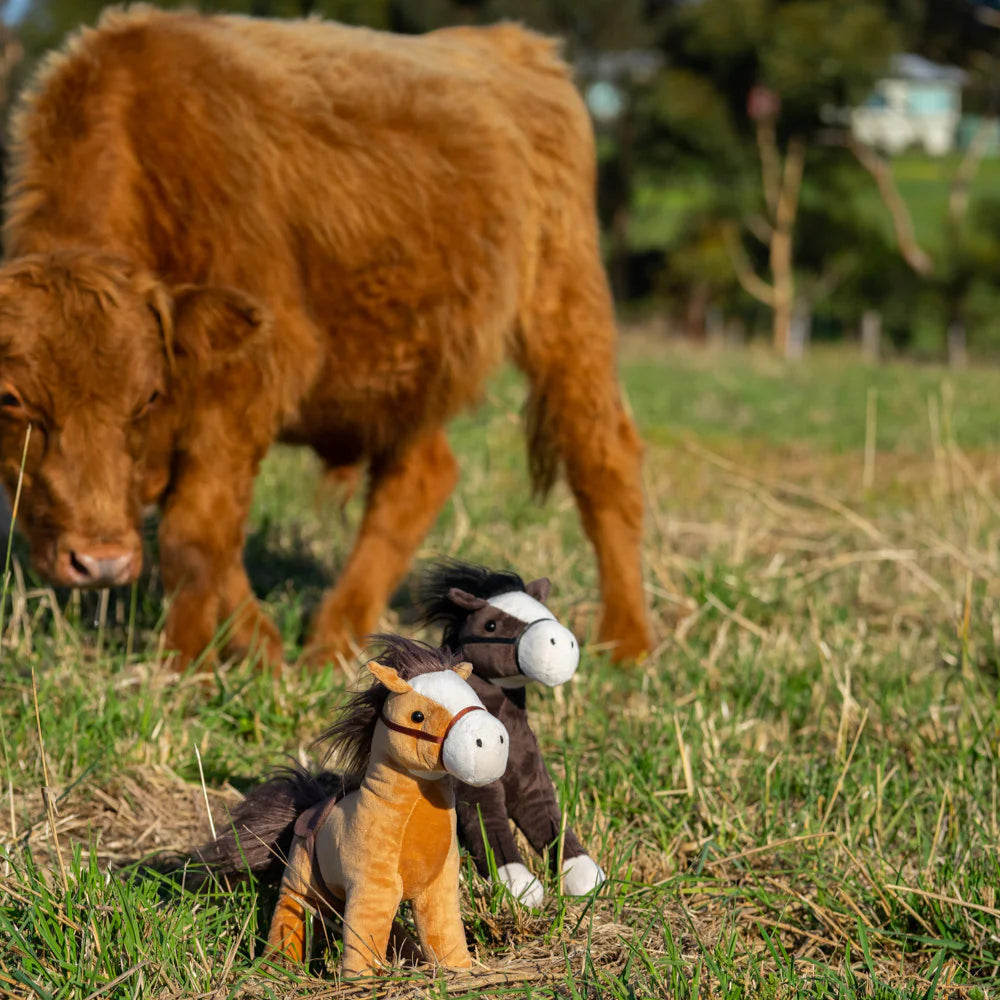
[631,0,898,354]
[842,2,1000,364]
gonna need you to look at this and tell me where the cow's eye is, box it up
[0,391,21,411]
[484,620,497,632]
[134,389,160,419]
[410,711,424,723]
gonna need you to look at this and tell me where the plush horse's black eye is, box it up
[410,711,424,723]
[484,620,497,632]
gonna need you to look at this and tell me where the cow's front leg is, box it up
[158,454,282,671]
[218,557,286,669]
[306,429,457,666]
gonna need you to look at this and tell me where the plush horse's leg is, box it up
[515,255,651,661]
[505,736,603,895]
[265,836,318,963]
[340,883,403,975]
[410,853,472,969]
[455,781,519,873]
[456,780,543,906]
[306,429,458,666]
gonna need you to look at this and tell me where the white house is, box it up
[851,53,967,156]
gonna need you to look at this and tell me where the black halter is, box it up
[459,619,550,650]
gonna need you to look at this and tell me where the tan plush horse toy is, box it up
[171,637,509,976]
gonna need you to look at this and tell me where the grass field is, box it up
[1,341,999,998]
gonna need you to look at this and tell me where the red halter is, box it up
[380,704,484,745]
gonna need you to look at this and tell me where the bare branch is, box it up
[849,137,934,277]
[745,213,774,246]
[776,137,805,236]
[948,117,995,230]
[756,118,782,219]
[724,226,776,307]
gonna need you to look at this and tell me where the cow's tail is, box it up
[156,766,353,891]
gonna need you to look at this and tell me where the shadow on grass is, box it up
[243,519,334,600]
[3,508,425,659]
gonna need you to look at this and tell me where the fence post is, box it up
[861,309,882,362]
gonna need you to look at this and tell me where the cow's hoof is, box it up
[496,862,544,908]
[561,854,606,896]
[301,638,360,673]
[597,612,652,664]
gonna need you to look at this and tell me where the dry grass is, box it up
[2,344,999,997]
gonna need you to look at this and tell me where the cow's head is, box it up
[0,248,268,588]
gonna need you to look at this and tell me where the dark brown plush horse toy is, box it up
[416,561,606,907]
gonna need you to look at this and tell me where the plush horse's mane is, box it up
[316,634,461,776]
[416,559,527,651]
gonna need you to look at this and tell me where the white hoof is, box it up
[496,862,544,907]
[561,854,606,896]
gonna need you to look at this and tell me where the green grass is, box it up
[623,342,1000,455]
[2,342,1000,997]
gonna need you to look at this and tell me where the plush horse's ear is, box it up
[447,587,488,611]
[367,660,412,693]
[525,577,552,604]
[452,661,474,681]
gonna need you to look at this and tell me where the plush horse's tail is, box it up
[161,766,354,891]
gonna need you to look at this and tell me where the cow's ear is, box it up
[168,286,268,370]
[130,271,175,369]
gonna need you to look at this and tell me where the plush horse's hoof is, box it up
[495,862,544,907]
[561,854,605,896]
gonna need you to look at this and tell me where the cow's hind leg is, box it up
[306,429,457,666]
[516,260,651,661]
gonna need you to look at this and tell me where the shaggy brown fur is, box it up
[0,5,650,669]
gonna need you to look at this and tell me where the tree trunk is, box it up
[861,309,882,362]
[947,321,967,369]
[768,137,805,355]
[786,298,811,360]
[706,306,725,348]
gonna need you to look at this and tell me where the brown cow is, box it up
[0,6,650,670]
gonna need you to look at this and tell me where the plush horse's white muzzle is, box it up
[442,711,509,786]
[517,619,579,686]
